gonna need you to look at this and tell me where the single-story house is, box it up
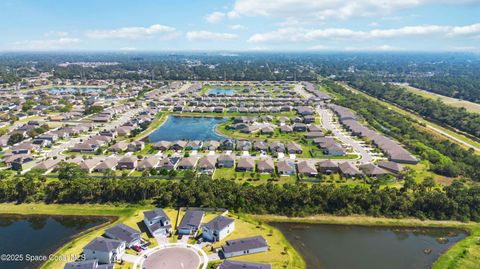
[137,156,160,171]
[257,158,274,173]
[338,162,363,177]
[222,236,268,258]
[277,160,296,176]
[117,156,138,170]
[177,156,198,170]
[297,161,317,176]
[377,161,404,174]
[197,156,217,174]
[217,154,235,168]
[318,160,339,174]
[236,157,255,172]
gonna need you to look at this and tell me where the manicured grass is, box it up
[204,213,305,269]
[213,168,297,185]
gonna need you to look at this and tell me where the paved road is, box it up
[425,123,480,152]
[143,247,200,269]
[294,83,313,99]
[317,107,374,163]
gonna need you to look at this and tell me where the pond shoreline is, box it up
[0,213,116,269]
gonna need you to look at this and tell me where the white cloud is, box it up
[10,37,80,50]
[248,23,480,43]
[229,0,478,22]
[229,24,247,30]
[186,31,239,41]
[450,23,480,36]
[205,12,225,23]
[86,24,176,39]
[119,47,137,51]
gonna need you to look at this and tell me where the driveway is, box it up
[317,107,374,163]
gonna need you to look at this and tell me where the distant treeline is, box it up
[347,79,480,138]
[322,80,480,180]
[0,165,479,222]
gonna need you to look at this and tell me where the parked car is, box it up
[132,245,142,252]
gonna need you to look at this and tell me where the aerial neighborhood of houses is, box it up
[0,76,418,185]
[0,72,423,269]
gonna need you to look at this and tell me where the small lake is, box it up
[272,223,466,269]
[48,87,102,94]
[148,116,228,142]
[0,214,109,269]
[208,88,237,95]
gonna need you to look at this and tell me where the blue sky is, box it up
[1,0,480,52]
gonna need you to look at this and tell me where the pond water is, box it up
[272,222,466,269]
[207,88,237,95]
[148,116,227,142]
[48,87,102,94]
[0,214,109,269]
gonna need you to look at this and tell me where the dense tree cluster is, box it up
[348,79,480,138]
[322,80,480,180]
[0,165,479,222]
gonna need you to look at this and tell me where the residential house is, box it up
[178,210,204,236]
[277,160,295,176]
[153,141,171,151]
[83,238,125,264]
[177,156,198,170]
[360,164,390,177]
[202,215,235,242]
[104,224,141,248]
[221,236,269,258]
[137,156,160,171]
[197,156,217,174]
[297,161,317,176]
[117,156,138,170]
[109,141,128,153]
[94,157,119,173]
[143,208,172,236]
[127,141,144,152]
[338,162,363,177]
[257,158,274,173]
[286,142,303,154]
[318,160,339,174]
[217,154,235,168]
[236,157,255,172]
[377,161,404,174]
[157,157,177,171]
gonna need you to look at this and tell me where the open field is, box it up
[399,84,480,114]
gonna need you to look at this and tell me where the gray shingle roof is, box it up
[178,210,204,230]
[204,215,234,231]
[222,236,268,254]
[83,237,123,253]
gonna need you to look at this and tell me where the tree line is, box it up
[0,165,479,222]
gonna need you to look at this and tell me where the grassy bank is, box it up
[251,214,480,269]
[0,203,304,269]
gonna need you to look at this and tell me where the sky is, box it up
[1,0,480,52]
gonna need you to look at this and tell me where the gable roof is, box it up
[204,215,234,231]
